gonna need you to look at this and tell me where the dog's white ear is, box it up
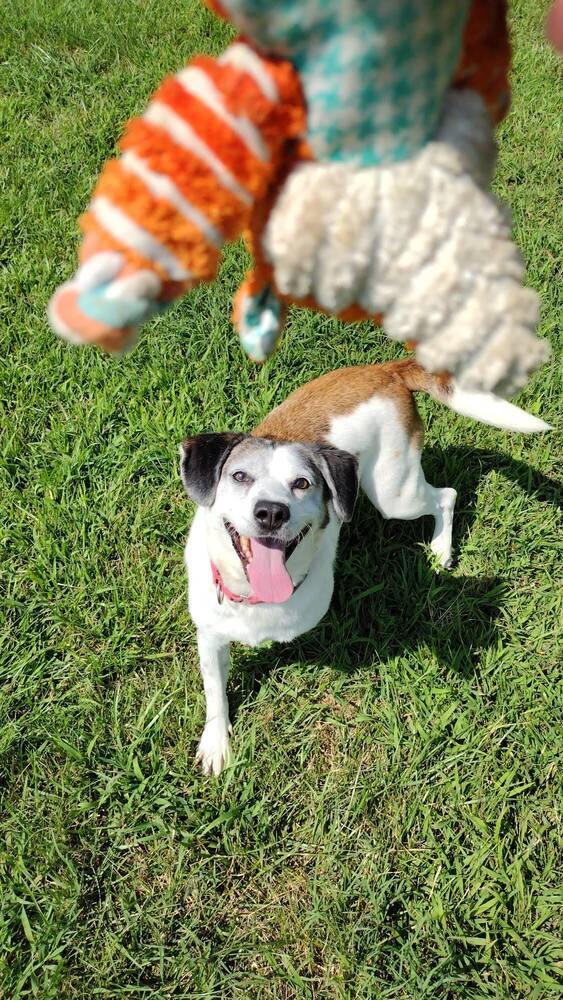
[180,433,245,506]
[313,445,358,522]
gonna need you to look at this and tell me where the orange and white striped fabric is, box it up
[49,44,305,350]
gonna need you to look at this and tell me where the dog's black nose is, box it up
[253,500,290,532]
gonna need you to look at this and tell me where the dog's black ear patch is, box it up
[180,433,245,506]
[313,445,359,523]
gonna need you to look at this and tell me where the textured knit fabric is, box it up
[49,48,305,351]
[262,91,548,396]
[217,0,470,165]
[49,1,549,397]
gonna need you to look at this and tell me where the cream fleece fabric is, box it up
[263,91,549,396]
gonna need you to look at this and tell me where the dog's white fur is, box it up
[183,375,550,775]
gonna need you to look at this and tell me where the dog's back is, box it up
[254,359,427,446]
[255,358,550,441]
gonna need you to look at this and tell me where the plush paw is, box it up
[196,719,232,776]
[48,254,165,352]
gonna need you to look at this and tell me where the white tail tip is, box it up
[448,386,552,434]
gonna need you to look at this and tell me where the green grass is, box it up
[0,0,562,996]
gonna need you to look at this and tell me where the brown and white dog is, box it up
[181,359,550,774]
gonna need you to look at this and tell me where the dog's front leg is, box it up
[195,630,232,776]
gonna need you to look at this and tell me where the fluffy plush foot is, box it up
[264,92,548,396]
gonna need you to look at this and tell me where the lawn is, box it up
[0,0,561,996]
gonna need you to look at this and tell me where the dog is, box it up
[180,359,550,774]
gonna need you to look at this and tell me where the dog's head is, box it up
[180,433,358,603]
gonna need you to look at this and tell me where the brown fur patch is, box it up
[253,359,451,450]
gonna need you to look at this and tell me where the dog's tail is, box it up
[400,361,552,433]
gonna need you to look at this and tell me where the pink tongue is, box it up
[247,537,294,603]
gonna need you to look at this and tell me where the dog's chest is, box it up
[199,586,333,646]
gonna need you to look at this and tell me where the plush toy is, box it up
[48,0,549,396]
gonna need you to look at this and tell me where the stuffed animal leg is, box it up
[49,45,305,352]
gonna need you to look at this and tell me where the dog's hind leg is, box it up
[427,485,457,569]
[360,444,457,568]
[195,631,232,776]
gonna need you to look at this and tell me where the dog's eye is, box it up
[293,477,310,491]
[232,470,251,484]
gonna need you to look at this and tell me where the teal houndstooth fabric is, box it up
[219,0,470,165]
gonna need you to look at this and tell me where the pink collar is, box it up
[211,561,264,605]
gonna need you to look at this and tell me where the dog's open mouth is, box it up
[224,521,310,603]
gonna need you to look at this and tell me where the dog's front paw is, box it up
[430,543,454,570]
[196,719,232,776]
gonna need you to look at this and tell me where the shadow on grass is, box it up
[230,447,561,706]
